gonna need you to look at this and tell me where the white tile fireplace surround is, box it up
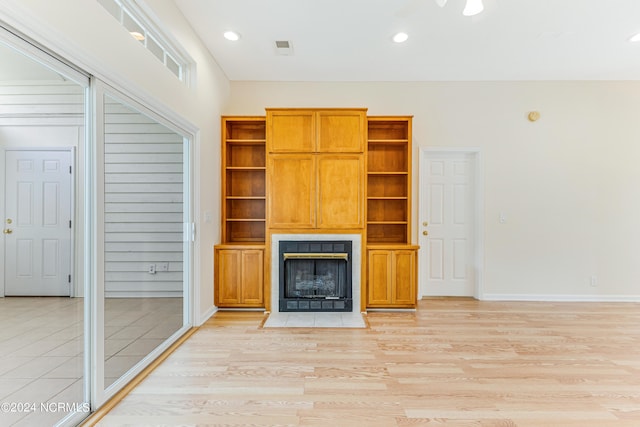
[265,233,365,328]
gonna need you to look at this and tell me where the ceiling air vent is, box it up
[275,40,293,56]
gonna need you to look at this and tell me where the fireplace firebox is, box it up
[279,240,352,312]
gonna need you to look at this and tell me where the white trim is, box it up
[0,147,5,297]
[418,147,485,299]
[481,294,640,303]
[197,306,218,326]
[0,21,90,86]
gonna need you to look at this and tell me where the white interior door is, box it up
[420,150,478,297]
[4,149,72,296]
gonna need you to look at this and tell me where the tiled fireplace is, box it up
[270,234,362,314]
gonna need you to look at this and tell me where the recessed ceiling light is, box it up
[463,0,484,16]
[393,32,409,43]
[630,32,640,42]
[223,31,240,41]
[130,31,145,41]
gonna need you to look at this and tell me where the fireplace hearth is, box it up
[279,240,352,312]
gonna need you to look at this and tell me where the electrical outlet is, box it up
[148,264,156,274]
[590,275,597,287]
[157,262,169,272]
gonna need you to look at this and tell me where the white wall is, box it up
[0,0,231,323]
[226,81,640,300]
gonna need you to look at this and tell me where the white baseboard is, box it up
[480,293,640,302]
[196,305,217,326]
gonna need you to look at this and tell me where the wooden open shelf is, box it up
[366,118,412,244]
[222,117,266,243]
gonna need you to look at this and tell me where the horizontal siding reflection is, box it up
[105,193,183,204]
[106,243,183,252]
[105,153,182,163]
[105,223,183,232]
[106,272,183,281]
[105,173,183,183]
[104,102,185,296]
[106,262,183,272]
[105,252,183,262]
[105,203,183,213]
[105,163,183,174]
[104,213,183,223]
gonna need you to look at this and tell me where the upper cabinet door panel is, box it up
[267,110,315,153]
[317,155,364,229]
[317,110,366,153]
[268,154,316,228]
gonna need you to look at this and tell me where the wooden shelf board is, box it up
[367,196,408,200]
[226,139,266,144]
[226,167,266,170]
[367,139,409,143]
[367,221,408,225]
[367,172,408,175]
[226,218,266,222]
[226,196,266,200]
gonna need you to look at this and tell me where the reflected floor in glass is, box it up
[104,297,183,387]
[0,296,181,426]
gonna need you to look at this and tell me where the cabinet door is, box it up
[268,154,315,228]
[392,250,416,305]
[267,110,315,153]
[317,110,366,153]
[367,250,392,305]
[216,249,241,305]
[317,154,364,229]
[241,249,264,305]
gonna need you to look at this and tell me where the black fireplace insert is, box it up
[279,240,352,312]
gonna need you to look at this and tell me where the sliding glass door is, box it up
[0,26,90,427]
[0,23,193,425]
[93,82,192,406]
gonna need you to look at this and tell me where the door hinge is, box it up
[68,275,71,283]
[69,220,72,228]
[69,166,72,174]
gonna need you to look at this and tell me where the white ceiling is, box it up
[174,0,640,82]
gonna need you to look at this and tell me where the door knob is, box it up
[3,228,12,234]
[423,230,428,236]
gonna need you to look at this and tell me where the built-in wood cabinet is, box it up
[317,155,364,228]
[214,245,264,307]
[366,117,412,244]
[221,117,266,243]
[267,110,315,153]
[367,246,418,308]
[266,108,366,230]
[216,117,266,308]
[267,108,366,153]
[267,154,316,228]
[215,112,418,311]
[316,110,366,153]
[365,117,417,308]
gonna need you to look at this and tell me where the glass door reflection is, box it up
[102,95,186,388]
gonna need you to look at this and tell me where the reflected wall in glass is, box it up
[102,96,185,388]
[0,38,88,426]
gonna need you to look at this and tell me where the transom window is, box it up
[97,0,191,83]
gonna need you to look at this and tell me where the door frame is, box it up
[0,146,75,297]
[418,147,484,299]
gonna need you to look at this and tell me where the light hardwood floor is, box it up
[96,299,640,426]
